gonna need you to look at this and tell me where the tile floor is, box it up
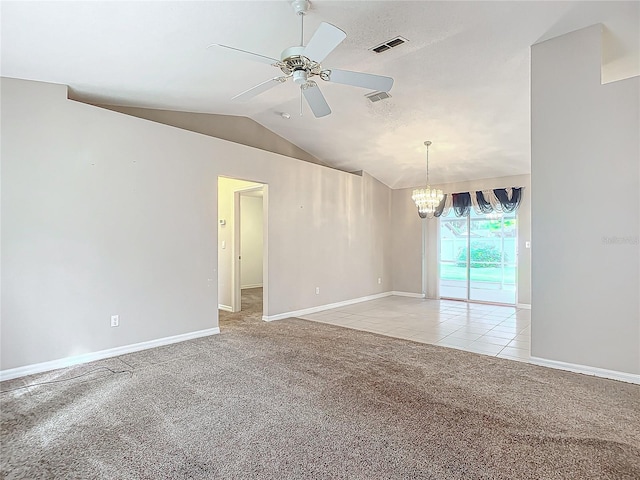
[298,295,531,363]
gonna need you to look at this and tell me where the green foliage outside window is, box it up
[456,242,507,268]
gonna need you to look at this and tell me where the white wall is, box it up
[531,25,639,375]
[1,77,392,371]
[240,194,264,289]
[391,174,531,304]
[217,177,262,309]
[390,188,423,295]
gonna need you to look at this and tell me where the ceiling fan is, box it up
[209,0,394,118]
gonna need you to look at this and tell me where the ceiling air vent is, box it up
[371,36,408,53]
[365,91,391,103]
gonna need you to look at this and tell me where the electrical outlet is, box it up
[111,315,119,327]
[315,287,320,295]
[378,277,382,284]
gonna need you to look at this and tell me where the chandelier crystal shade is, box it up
[412,141,444,218]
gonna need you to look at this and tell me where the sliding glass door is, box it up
[439,216,469,300]
[439,210,517,304]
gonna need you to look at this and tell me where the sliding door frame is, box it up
[438,211,518,306]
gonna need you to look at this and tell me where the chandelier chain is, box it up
[425,141,430,186]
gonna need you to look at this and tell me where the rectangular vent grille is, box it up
[365,91,391,103]
[371,36,408,53]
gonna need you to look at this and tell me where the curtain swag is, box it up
[426,187,523,218]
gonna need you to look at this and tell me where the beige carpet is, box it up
[2,291,639,479]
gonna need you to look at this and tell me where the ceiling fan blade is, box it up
[208,44,280,65]
[323,69,394,92]
[232,77,288,102]
[301,82,331,118]
[303,22,347,63]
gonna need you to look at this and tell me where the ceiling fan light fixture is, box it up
[293,70,308,84]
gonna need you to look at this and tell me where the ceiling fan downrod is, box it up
[291,1,311,116]
[291,0,310,46]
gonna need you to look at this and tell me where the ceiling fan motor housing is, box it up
[280,46,305,62]
[280,46,322,79]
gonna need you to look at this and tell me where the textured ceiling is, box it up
[2,1,638,188]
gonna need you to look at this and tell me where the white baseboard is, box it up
[0,327,220,382]
[262,291,393,322]
[241,284,263,289]
[529,356,639,385]
[218,304,232,312]
[391,291,425,298]
[517,303,532,309]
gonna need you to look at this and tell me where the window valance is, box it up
[418,187,523,218]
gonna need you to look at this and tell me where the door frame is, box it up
[231,185,266,313]
[436,211,519,306]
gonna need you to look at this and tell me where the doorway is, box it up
[234,187,264,312]
[217,177,267,320]
[439,209,517,304]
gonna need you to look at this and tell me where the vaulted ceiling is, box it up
[2,1,638,188]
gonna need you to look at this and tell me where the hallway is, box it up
[218,287,264,328]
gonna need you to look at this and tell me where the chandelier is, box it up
[412,140,444,218]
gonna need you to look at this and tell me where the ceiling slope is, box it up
[94,104,328,168]
[1,1,638,188]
